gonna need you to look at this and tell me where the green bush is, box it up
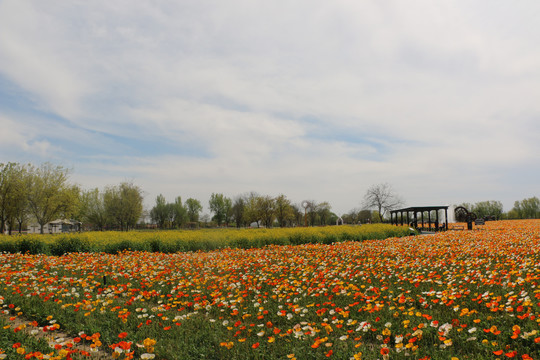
[0,224,413,255]
[18,238,47,254]
[50,236,92,255]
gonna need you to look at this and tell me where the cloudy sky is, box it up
[1,0,539,216]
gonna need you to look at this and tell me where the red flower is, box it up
[325,350,333,357]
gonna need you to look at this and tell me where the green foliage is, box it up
[49,236,93,255]
[274,194,294,227]
[0,224,411,255]
[17,237,47,254]
[208,193,230,226]
[512,197,540,219]
[150,194,168,228]
[472,200,504,220]
[26,163,79,234]
[78,188,109,230]
[231,196,246,228]
[0,318,56,359]
[103,182,143,231]
[185,198,202,223]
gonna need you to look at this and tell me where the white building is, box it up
[27,219,82,234]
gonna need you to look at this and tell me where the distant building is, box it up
[27,219,82,234]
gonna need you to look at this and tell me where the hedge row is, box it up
[0,224,415,255]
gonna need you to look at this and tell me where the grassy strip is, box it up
[0,224,414,255]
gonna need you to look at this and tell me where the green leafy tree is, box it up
[304,200,319,226]
[1,163,30,234]
[172,196,187,228]
[317,201,332,226]
[223,197,233,227]
[165,203,176,228]
[232,196,246,228]
[104,182,143,231]
[342,211,356,225]
[257,195,275,228]
[506,208,519,219]
[343,208,373,225]
[185,198,202,223]
[79,188,109,231]
[0,162,24,234]
[274,194,294,227]
[11,171,31,234]
[512,197,540,219]
[371,210,382,223]
[328,212,339,225]
[209,193,231,226]
[26,163,79,234]
[243,192,261,227]
[150,194,169,229]
[472,200,503,220]
[291,204,303,227]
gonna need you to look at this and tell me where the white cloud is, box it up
[1,0,540,215]
[0,1,93,119]
[0,114,57,157]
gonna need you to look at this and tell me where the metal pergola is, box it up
[390,206,449,232]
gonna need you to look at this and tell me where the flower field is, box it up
[0,220,539,359]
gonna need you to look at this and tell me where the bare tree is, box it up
[363,183,403,222]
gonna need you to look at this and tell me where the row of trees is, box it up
[2,162,539,234]
[0,162,144,234]
[79,182,143,231]
[457,200,505,220]
[149,195,203,229]
[457,198,540,220]
[149,192,339,229]
[508,197,540,219]
[0,163,79,234]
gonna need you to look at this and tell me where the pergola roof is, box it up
[390,205,449,213]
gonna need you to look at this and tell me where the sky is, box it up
[1,0,539,217]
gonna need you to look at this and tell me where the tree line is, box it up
[0,162,143,234]
[0,162,342,233]
[149,192,337,229]
[1,162,539,234]
[457,198,540,220]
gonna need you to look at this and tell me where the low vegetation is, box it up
[0,224,411,255]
